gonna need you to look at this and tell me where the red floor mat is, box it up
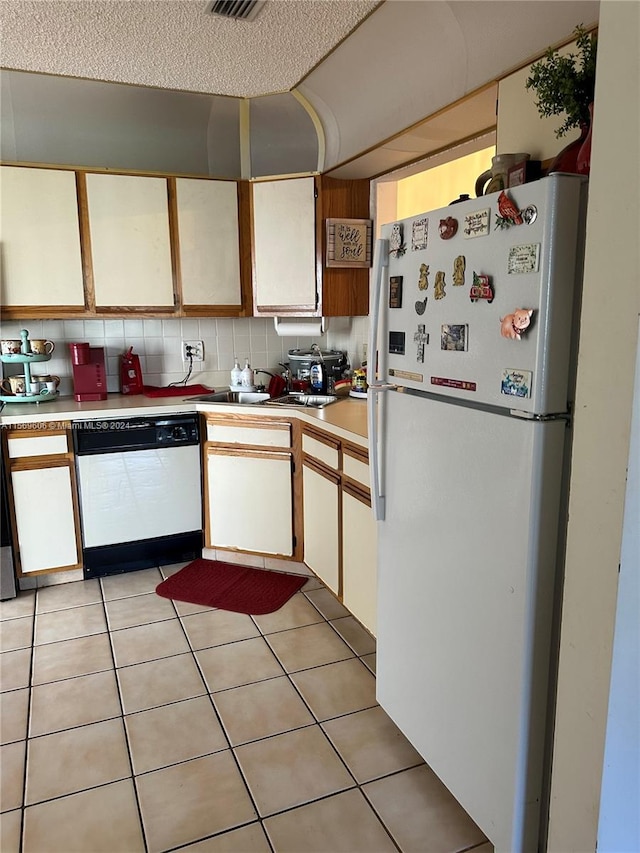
[156,558,307,614]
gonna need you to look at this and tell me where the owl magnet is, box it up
[389,223,407,257]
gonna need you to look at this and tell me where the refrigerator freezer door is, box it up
[376,390,566,853]
[379,175,585,415]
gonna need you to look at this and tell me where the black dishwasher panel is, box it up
[73,414,200,454]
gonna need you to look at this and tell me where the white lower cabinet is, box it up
[4,426,82,576]
[302,426,377,635]
[341,486,377,635]
[204,415,295,557]
[11,466,80,573]
[302,460,340,594]
[207,449,294,556]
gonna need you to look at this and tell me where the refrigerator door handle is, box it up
[367,238,389,522]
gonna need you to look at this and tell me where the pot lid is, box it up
[287,348,346,362]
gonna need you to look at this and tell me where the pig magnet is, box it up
[500,309,533,340]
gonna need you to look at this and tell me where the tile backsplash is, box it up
[0,317,369,396]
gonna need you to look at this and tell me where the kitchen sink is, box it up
[184,390,270,405]
[264,394,338,409]
[184,390,338,408]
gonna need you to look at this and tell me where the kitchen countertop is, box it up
[0,392,369,443]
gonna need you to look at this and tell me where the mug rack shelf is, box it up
[0,329,59,404]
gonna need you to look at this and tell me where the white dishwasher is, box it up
[74,414,202,578]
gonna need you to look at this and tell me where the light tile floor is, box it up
[0,564,493,853]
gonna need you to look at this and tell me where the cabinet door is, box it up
[252,177,317,314]
[11,463,81,574]
[175,178,242,310]
[303,461,340,594]
[85,173,175,308]
[0,166,85,308]
[207,448,293,556]
[342,486,377,635]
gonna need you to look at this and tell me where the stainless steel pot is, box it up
[287,348,348,380]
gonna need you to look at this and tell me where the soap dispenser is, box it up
[230,357,242,389]
[240,359,254,390]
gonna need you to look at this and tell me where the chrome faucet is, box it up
[253,369,276,392]
[278,364,292,393]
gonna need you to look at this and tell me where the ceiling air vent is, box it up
[203,0,266,21]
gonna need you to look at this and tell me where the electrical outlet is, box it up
[182,340,204,362]
[363,342,368,360]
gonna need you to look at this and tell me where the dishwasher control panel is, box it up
[73,414,201,455]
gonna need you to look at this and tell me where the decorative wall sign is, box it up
[415,295,428,315]
[469,272,494,303]
[500,308,533,340]
[414,324,429,363]
[463,209,490,238]
[326,219,372,268]
[411,218,429,251]
[453,255,465,286]
[389,276,403,308]
[441,324,468,351]
[501,368,533,398]
[418,263,429,291]
[438,217,458,240]
[389,223,406,257]
[434,271,446,300]
[507,243,540,274]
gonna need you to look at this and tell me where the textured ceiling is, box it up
[0,0,379,98]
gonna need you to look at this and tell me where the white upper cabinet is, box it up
[175,178,242,308]
[85,172,175,308]
[252,177,317,313]
[0,166,85,307]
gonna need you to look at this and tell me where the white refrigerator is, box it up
[368,174,587,853]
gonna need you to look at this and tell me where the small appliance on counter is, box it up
[69,342,107,402]
[286,347,348,385]
[120,347,144,395]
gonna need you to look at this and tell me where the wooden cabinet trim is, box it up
[237,180,253,318]
[342,441,369,466]
[207,446,292,463]
[342,479,371,506]
[302,455,341,485]
[302,425,341,451]
[167,176,183,312]
[9,455,74,472]
[76,171,94,311]
[206,415,291,431]
[5,425,70,440]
